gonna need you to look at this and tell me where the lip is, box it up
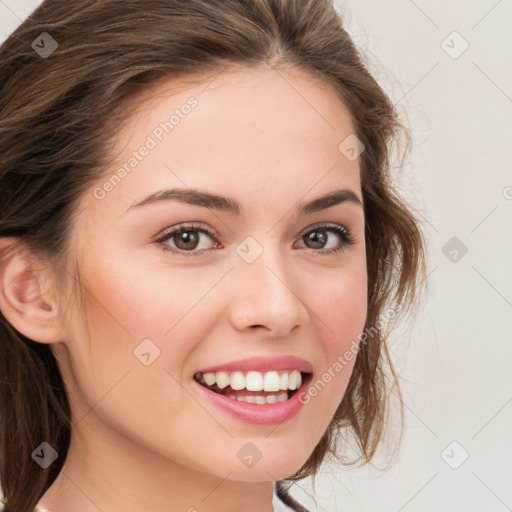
[193,373,313,425]
[196,355,313,374]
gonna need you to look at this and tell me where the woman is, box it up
[0,1,426,511]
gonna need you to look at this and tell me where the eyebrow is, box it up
[127,187,363,215]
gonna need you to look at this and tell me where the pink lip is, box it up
[193,373,313,425]
[196,355,313,374]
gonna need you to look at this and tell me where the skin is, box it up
[0,64,367,512]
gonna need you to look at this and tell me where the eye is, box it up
[154,222,355,257]
[154,222,220,256]
[295,223,355,254]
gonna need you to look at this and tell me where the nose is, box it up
[228,243,309,338]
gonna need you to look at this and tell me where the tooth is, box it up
[263,371,281,392]
[288,370,301,390]
[265,395,278,403]
[203,372,216,386]
[246,371,263,391]
[215,371,230,389]
[236,395,256,403]
[279,372,289,390]
[296,371,302,389]
[254,395,266,404]
[277,392,288,402]
[230,371,245,390]
[227,393,237,399]
[287,370,296,390]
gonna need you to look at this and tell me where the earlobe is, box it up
[0,237,65,344]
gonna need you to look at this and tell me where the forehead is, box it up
[115,63,357,155]
[78,64,361,225]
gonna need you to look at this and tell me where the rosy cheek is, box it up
[80,259,165,338]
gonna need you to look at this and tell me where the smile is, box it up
[193,369,311,404]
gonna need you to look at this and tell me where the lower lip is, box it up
[193,375,312,425]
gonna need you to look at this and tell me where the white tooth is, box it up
[277,392,288,402]
[230,371,245,390]
[279,372,289,390]
[255,395,266,404]
[296,371,302,389]
[203,372,216,386]
[215,371,230,389]
[242,395,256,403]
[265,395,278,403]
[245,371,263,391]
[263,371,281,392]
[288,370,300,390]
[287,370,296,390]
[227,394,237,399]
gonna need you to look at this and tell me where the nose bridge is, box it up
[229,235,309,333]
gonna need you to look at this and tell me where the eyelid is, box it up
[154,221,355,256]
[297,221,350,238]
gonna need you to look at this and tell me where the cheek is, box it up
[301,263,367,412]
[312,262,368,348]
[65,254,224,393]
[78,253,208,344]
[61,260,212,437]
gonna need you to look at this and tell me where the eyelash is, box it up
[154,221,355,257]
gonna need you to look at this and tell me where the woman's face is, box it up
[55,64,367,481]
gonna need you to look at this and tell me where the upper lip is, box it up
[196,355,313,374]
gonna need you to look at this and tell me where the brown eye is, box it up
[173,230,201,250]
[303,230,328,249]
[297,224,354,254]
[156,223,219,256]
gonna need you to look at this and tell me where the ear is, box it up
[0,237,66,344]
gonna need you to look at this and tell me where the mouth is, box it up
[193,369,313,404]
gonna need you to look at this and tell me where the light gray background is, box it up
[1,1,511,511]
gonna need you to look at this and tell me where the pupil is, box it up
[176,231,199,250]
[307,230,326,249]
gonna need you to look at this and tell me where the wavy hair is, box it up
[0,1,426,510]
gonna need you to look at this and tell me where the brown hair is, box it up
[0,1,426,510]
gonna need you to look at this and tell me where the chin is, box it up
[223,451,311,482]
[227,465,300,482]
